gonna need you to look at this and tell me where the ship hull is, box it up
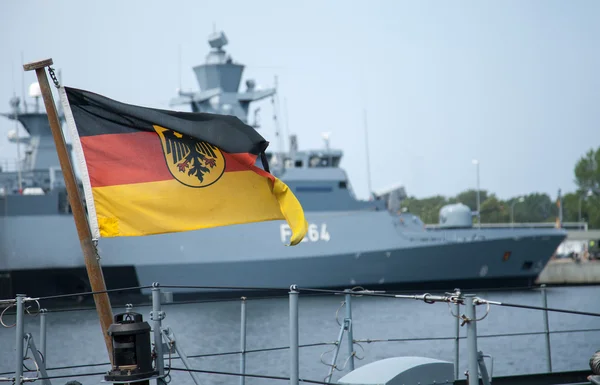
[1,210,566,302]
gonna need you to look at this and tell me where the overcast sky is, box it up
[1,0,598,201]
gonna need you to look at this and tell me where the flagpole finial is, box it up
[23,58,53,71]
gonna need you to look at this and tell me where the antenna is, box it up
[322,132,333,166]
[20,51,27,113]
[283,97,290,143]
[10,60,23,191]
[557,188,563,228]
[9,94,23,193]
[272,75,285,159]
[321,132,331,148]
[178,44,182,91]
[359,66,373,198]
[363,108,373,197]
[12,61,16,97]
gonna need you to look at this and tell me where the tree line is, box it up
[402,147,600,229]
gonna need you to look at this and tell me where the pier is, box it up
[537,258,600,285]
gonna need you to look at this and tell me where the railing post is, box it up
[151,283,166,385]
[40,308,47,366]
[289,285,299,385]
[15,294,25,385]
[454,299,460,380]
[240,297,247,385]
[541,284,552,372]
[344,290,355,372]
[465,295,479,385]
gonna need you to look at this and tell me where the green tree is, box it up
[574,147,600,194]
[521,193,555,223]
[455,189,489,213]
[563,191,600,227]
[572,146,600,228]
[560,193,579,222]
[399,146,600,228]
[588,196,600,229]
[480,195,509,223]
[403,196,448,224]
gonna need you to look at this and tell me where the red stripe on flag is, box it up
[80,132,267,188]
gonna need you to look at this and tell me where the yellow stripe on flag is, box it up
[273,178,309,246]
[92,170,305,244]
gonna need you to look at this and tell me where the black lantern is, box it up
[104,312,158,385]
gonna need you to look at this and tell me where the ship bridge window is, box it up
[339,181,347,189]
[296,186,333,192]
[284,157,303,168]
[309,155,341,168]
[309,156,322,167]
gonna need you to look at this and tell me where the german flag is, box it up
[59,86,307,245]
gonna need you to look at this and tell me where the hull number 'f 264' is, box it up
[280,223,330,243]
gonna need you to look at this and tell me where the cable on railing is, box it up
[297,287,393,298]
[356,336,457,344]
[170,367,442,385]
[2,290,339,315]
[169,366,337,384]
[5,283,598,320]
[298,287,600,320]
[158,284,289,292]
[0,342,338,376]
[0,281,555,312]
[480,299,600,318]
[1,326,599,378]
[39,362,111,372]
[30,285,154,301]
[25,371,107,381]
[185,341,336,359]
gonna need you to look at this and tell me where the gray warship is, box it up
[0,31,567,301]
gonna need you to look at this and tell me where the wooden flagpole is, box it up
[23,59,114,362]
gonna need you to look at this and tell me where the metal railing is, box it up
[426,221,589,231]
[1,283,598,385]
[0,159,20,173]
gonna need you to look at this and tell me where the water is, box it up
[1,285,599,385]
